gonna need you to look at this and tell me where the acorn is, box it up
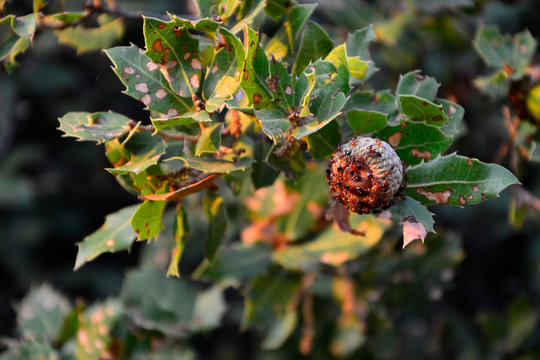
[326,137,405,214]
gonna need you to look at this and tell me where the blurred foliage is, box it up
[1,0,540,359]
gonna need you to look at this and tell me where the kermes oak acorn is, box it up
[326,136,406,214]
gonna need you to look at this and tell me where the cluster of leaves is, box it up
[0,0,527,357]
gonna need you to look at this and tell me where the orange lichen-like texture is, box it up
[326,137,405,214]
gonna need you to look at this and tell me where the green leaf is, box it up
[261,310,298,350]
[293,67,316,117]
[152,110,212,132]
[230,0,266,34]
[171,156,254,173]
[171,15,221,33]
[373,120,452,166]
[16,285,71,342]
[399,95,449,126]
[265,0,293,21]
[345,90,398,116]
[193,0,219,18]
[255,108,290,141]
[203,27,245,112]
[167,205,189,277]
[204,243,273,285]
[306,118,341,158]
[57,111,130,144]
[55,15,124,54]
[405,153,520,206]
[239,27,272,109]
[105,44,191,115]
[107,132,167,175]
[143,17,201,98]
[268,57,294,110]
[203,192,227,261]
[396,71,440,101]
[473,25,536,78]
[195,123,222,156]
[75,204,139,270]
[121,268,197,336]
[438,99,464,136]
[131,200,167,241]
[273,215,388,272]
[293,21,333,76]
[0,15,34,71]
[264,4,316,60]
[242,272,301,329]
[347,110,387,134]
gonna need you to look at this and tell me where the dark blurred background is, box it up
[2,0,540,357]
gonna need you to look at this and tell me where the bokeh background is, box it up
[2,0,540,358]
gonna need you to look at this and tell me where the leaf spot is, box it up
[285,86,292,95]
[167,108,179,117]
[432,115,443,121]
[253,93,262,105]
[105,239,114,247]
[411,148,431,159]
[190,73,200,89]
[402,220,427,248]
[140,94,152,106]
[123,67,135,75]
[467,158,473,166]
[137,48,145,55]
[473,185,479,192]
[135,82,149,93]
[152,39,163,53]
[388,132,402,147]
[458,196,467,205]
[157,23,167,29]
[191,58,201,70]
[183,52,191,60]
[448,104,456,114]
[211,65,218,74]
[416,187,452,204]
[146,61,159,72]
[165,60,177,69]
[155,88,167,99]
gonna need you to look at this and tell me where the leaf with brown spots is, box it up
[473,25,536,79]
[131,199,167,241]
[151,110,212,132]
[143,16,201,98]
[58,111,130,144]
[405,153,520,206]
[396,70,440,101]
[373,120,452,166]
[105,44,191,114]
[203,27,245,112]
[75,205,139,270]
[399,95,449,126]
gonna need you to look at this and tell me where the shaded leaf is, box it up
[273,215,388,272]
[255,108,290,141]
[143,174,221,202]
[396,70,440,101]
[191,285,226,330]
[474,69,509,97]
[0,342,58,360]
[230,0,266,34]
[203,192,227,261]
[131,200,167,241]
[345,90,397,116]
[55,15,124,54]
[264,4,316,60]
[473,25,536,78]
[58,111,130,144]
[266,139,306,179]
[105,44,191,115]
[347,110,387,134]
[306,118,341,158]
[373,120,452,166]
[195,123,222,156]
[438,98,464,136]
[405,153,520,206]
[75,204,138,270]
[203,243,273,285]
[345,25,378,82]
[16,285,71,342]
[121,268,196,336]
[292,20,333,76]
[262,310,298,350]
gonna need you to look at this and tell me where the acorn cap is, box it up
[326,136,404,214]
